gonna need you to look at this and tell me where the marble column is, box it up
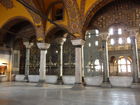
[23,41,33,82]
[130,29,140,83]
[71,39,85,89]
[81,45,85,83]
[100,32,111,87]
[57,38,66,84]
[37,43,50,86]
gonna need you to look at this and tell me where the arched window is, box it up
[118,38,123,44]
[52,3,64,21]
[110,39,115,45]
[95,29,99,36]
[127,37,131,44]
[108,25,124,36]
[109,28,114,35]
[118,57,131,73]
[118,28,122,35]
[94,59,101,71]
[95,41,99,46]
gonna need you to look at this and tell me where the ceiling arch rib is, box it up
[17,0,75,38]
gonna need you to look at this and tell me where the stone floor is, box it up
[0,82,140,105]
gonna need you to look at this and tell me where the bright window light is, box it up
[56,50,58,53]
[95,29,99,36]
[127,37,131,44]
[94,59,101,71]
[95,41,99,46]
[118,38,123,44]
[109,28,114,35]
[118,57,131,73]
[110,39,115,45]
[118,28,122,35]
[88,43,91,47]
[88,34,91,38]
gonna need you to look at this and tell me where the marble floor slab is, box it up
[0,82,139,105]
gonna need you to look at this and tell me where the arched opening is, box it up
[83,0,140,86]
[0,18,36,81]
[117,56,132,73]
[84,29,102,77]
[45,27,75,84]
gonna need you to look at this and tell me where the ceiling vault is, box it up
[16,0,76,38]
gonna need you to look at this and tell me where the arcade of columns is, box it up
[23,28,140,89]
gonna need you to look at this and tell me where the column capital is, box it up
[100,32,109,40]
[37,42,50,50]
[23,41,33,49]
[71,39,85,46]
[56,37,66,45]
[129,28,139,38]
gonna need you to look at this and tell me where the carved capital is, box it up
[37,43,50,50]
[129,28,139,38]
[100,32,109,40]
[71,39,85,46]
[56,38,66,45]
[23,41,33,49]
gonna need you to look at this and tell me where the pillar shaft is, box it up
[71,39,85,89]
[60,44,63,77]
[102,40,109,82]
[37,43,50,85]
[39,50,47,82]
[75,46,83,83]
[131,36,139,83]
[23,42,33,81]
[25,48,30,80]
[100,32,111,87]
[81,46,84,77]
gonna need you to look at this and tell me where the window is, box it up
[95,41,99,46]
[88,34,91,38]
[52,4,64,21]
[110,39,115,45]
[118,57,131,73]
[118,28,122,35]
[127,37,131,44]
[94,59,101,71]
[95,29,99,36]
[118,38,123,44]
[109,28,114,35]
[88,43,91,47]
[54,8,63,21]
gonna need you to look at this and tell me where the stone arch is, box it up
[45,24,75,76]
[45,25,69,43]
[0,17,37,76]
[1,16,35,29]
[0,17,36,47]
[82,0,113,33]
[83,0,140,33]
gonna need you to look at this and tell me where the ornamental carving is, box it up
[83,0,113,32]
[89,0,140,31]
[80,0,86,15]
[0,0,14,8]
[24,0,42,25]
[63,0,83,35]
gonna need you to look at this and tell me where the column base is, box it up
[131,83,140,88]
[71,83,85,90]
[24,75,29,82]
[57,76,63,85]
[101,82,112,88]
[82,77,86,86]
[36,80,47,87]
